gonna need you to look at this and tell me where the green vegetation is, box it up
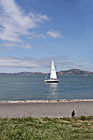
[0,116,93,140]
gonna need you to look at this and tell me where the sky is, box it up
[0,0,93,73]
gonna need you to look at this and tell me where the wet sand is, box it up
[0,100,93,118]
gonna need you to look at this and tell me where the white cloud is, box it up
[47,31,63,38]
[0,55,92,72]
[57,61,74,66]
[0,56,40,68]
[0,56,71,70]
[28,32,45,39]
[0,0,49,43]
[2,43,33,49]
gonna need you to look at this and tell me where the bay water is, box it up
[0,75,93,100]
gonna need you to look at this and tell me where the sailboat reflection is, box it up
[49,83,58,99]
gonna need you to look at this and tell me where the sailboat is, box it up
[44,60,59,83]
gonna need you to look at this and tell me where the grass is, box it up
[0,116,93,140]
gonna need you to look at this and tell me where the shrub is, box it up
[80,116,86,121]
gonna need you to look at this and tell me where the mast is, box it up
[50,60,57,79]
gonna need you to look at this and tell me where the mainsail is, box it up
[50,60,57,79]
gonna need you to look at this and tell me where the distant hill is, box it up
[0,72,45,75]
[57,69,93,76]
[0,69,93,76]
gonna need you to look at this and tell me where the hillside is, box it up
[57,69,93,76]
[0,69,93,76]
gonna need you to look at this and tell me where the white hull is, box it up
[44,79,59,83]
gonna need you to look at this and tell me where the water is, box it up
[0,75,93,100]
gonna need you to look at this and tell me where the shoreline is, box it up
[0,99,93,118]
[0,99,93,104]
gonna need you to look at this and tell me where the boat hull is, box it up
[44,79,59,83]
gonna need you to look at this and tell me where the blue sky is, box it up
[0,0,93,73]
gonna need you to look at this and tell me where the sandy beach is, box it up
[0,100,93,118]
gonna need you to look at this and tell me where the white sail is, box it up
[50,60,57,79]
